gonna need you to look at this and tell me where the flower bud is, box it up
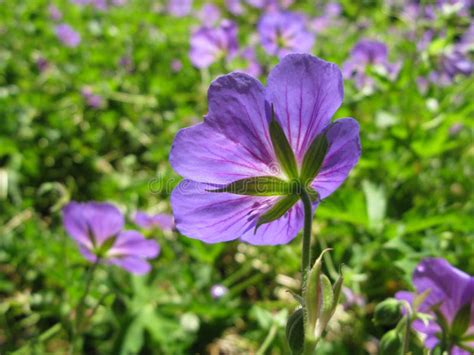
[373,298,402,326]
[379,329,402,354]
[303,249,343,341]
[286,308,304,355]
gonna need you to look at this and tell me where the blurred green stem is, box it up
[256,323,278,355]
[71,259,100,353]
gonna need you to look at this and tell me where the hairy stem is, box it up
[300,189,313,276]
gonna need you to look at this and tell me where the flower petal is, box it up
[108,256,152,275]
[171,180,306,245]
[240,200,305,245]
[205,72,277,170]
[108,231,160,259]
[170,122,278,184]
[413,258,472,322]
[63,202,124,248]
[311,118,361,199]
[266,54,344,161]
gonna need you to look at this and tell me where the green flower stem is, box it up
[256,322,278,355]
[300,189,318,355]
[72,259,100,353]
[300,189,313,276]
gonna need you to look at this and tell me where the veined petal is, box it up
[412,258,473,322]
[171,180,305,245]
[170,122,278,184]
[266,54,344,161]
[107,231,160,259]
[63,202,124,248]
[311,118,361,199]
[205,72,277,169]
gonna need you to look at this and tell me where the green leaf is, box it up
[207,176,296,196]
[300,131,329,185]
[451,302,471,337]
[255,194,299,230]
[316,274,335,337]
[269,108,298,179]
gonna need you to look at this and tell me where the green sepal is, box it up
[286,308,305,355]
[255,194,299,231]
[94,236,117,258]
[300,130,329,185]
[269,107,298,179]
[315,274,334,338]
[207,176,297,196]
[451,302,471,338]
[303,249,331,338]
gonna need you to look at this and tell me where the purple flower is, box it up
[342,39,401,90]
[396,258,474,353]
[36,57,50,73]
[246,0,293,10]
[170,54,361,245]
[167,0,193,17]
[133,211,175,231]
[210,284,229,299]
[171,59,183,72]
[55,24,81,48]
[225,0,244,15]
[189,20,239,69]
[63,202,160,275]
[48,4,62,21]
[310,2,341,33]
[234,47,262,77]
[197,3,221,24]
[431,50,473,86]
[258,11,315,58]
[81,87,104,109]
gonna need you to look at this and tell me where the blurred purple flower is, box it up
[71,0,90,5]
[310,2,341,33]
[55,24,81,48]
[210,284,229,299]
[236,47,262,77]
[396,258,474,353]
[36,57,50,73]
[119,54,134,72]
[48,4,62,21]
[449,123,463,136]
[63,202,160,275]
[81,87,104,109]
[189,20,238,69]
[342,287,365,310]
[246,0,293,10]
[168,0,193,17]
[225,0,244,15]
[416,76,429,94]
[111,0,128,5]
[258,11,315,58]
[170,54,361,245]
[198,3,221,24]
[342,39,401,90]
[133,211,175,231]
[91,0,108,10]
[171,59,183,72]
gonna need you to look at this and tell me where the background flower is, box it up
[63,202,160,274]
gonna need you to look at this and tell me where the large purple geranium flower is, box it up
[170,54,361,245]
[63,202,160,275]
[189,20,239,69]
[396,258,474,354]
[258,11,315,59]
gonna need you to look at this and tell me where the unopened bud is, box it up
[373,298,402,326]
[286,308,304,355]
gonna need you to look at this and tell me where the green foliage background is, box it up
[0,0,473,353]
